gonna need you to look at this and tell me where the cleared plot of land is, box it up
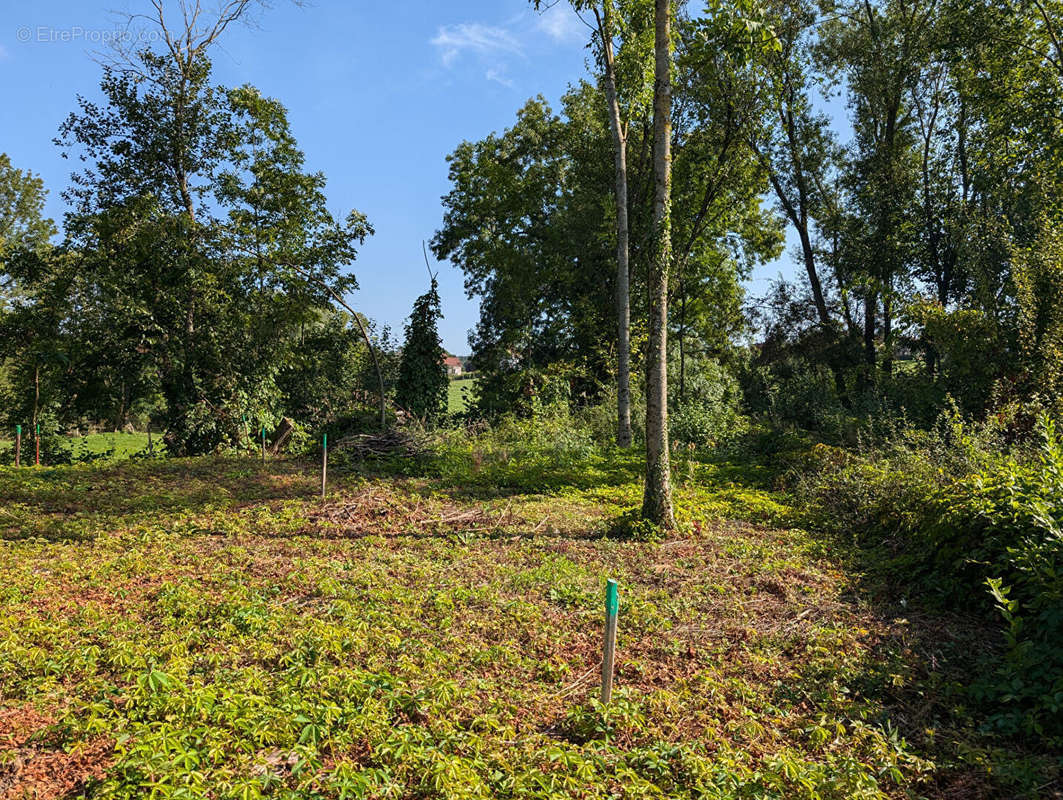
[0,456,1047,799]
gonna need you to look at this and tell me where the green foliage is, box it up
[0,152,55,317]
[33,51,372,456]
[906,299,1005,416]
[432,62,780,417]
[1,449,1023,798]
[276,310,377,430]
[1013,213,1063,411]
[669,357,745,447]
[605,507,668,541]
[396,278,447,424]
[740,357,849,433]
[423,406,630,493]
[940,420,1063,737]
[797,411,1063,740]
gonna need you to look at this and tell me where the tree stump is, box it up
[269,417,296,455]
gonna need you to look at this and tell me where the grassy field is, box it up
[0,432,151,464]
[0,443,1056,798]
[447,377,476,414]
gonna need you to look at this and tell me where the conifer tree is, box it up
[396,278,447,424]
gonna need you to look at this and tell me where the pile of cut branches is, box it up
[331,429,426,462]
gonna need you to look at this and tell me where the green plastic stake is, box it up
[261,426,266,463]
[601,579,619,703]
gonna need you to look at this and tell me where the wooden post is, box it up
[14,425,21,468]
[35,424,40,466]
[321,432,328,499]
[601,579,619,704]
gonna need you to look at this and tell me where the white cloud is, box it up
[485,68,515,88]
[431,23,523,68]
[534,3,585,43]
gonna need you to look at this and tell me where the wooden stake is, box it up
[601,579,619,704]
[321,432,328,499]
[14,425,21,468]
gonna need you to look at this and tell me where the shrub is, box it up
[796,411,1063,740]
[739,358,851,434]
[939,420,1063,736]
[669,357,745,447]
[423,405,612,492]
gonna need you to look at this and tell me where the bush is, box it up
[939,420,1063,736]
[796,411,1063,740]
[574,383,645,447]
[379,401,642,494]
[739,358,852,434]
[669,357,745,447]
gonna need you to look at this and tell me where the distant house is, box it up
[443,355,463,377]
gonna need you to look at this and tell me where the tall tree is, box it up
[642,0,676,528]
[821,0,935,383]
[596,1,636,447]
[749,0,853,403]
[433,95,616,415]
[535,0,653,447]
[674,12,783,400]
[56,6,370,452]
[0,154,55,311]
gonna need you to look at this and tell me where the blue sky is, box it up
[1,0,800,354]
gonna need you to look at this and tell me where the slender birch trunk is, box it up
[642,0,675,529]
[594,2,633,448]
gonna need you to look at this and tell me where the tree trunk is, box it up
[882,290,894,377]
[595,4,633,448]
[796,224,849,406]
[32,364,39,439]
[797,225,829,323]
[679,287,686,405]
[861,290,877,391]
[642,0,675,529]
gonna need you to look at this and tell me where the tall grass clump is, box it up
[424,401,638,493]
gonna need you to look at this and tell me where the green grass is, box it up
[447,376,476,414]
[0,431,151,464]
[0,439,1054,798]
[73,431,152,458]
